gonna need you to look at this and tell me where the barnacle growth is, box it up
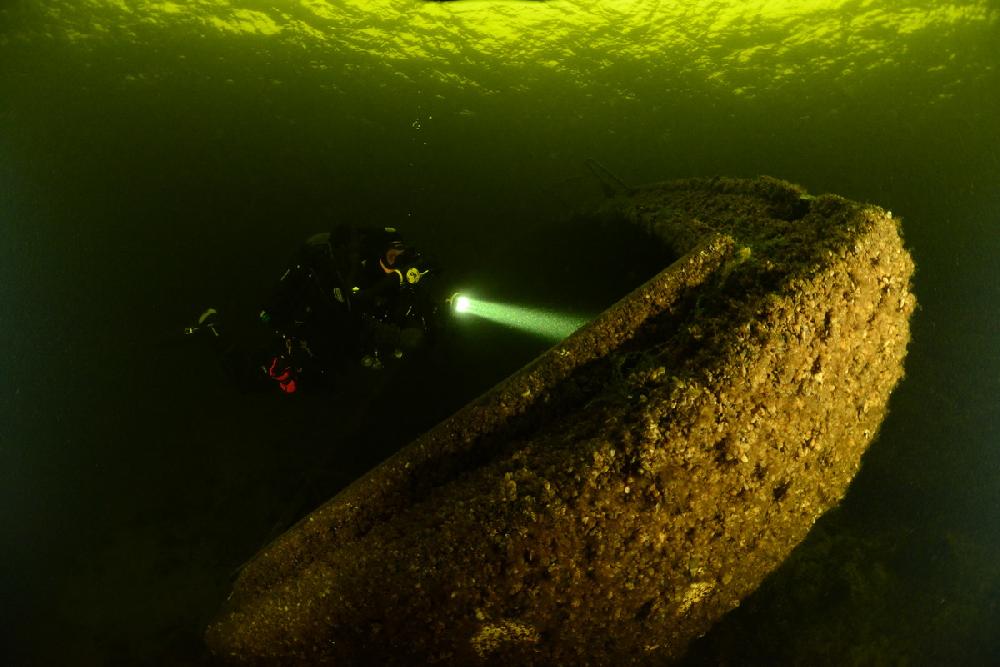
[206,176,915,665]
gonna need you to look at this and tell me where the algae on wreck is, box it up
[206,175,915,665]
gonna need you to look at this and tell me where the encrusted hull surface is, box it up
[206,176,915,665]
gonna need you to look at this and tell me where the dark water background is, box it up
[2,2,998,664]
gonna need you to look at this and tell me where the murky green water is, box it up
[2,1,998,663]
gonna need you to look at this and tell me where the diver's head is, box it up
[383,240,408,267]
[378,227,428,284]
[379,227,409,267]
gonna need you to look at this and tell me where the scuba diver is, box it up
[186,225,447,394]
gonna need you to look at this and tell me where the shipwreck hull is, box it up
[206,176,915,665]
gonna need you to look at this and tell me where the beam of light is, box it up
[454,294,587,340]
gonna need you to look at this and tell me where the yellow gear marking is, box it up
[406,267,427,284]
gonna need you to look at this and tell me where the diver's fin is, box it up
[585,158,635,198]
